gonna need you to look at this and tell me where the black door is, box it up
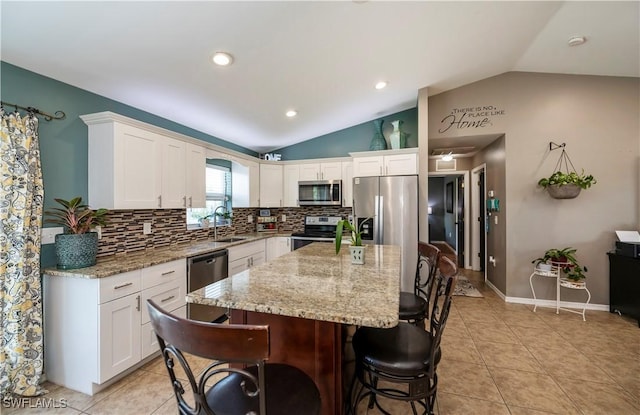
[456,176,465,267]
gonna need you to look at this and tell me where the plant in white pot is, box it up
[45,197,108,269]
[335,218,368,264]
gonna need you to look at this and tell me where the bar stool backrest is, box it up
[427,256,458,377]
[415,242,441,302]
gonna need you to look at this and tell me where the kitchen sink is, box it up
[215,237,247,243]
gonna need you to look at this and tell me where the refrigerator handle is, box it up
[378,195,384,245]
[373,195,379,244]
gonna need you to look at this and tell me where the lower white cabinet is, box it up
[266,237,291,262]
[44,259,186,395]
[228,240,266,276]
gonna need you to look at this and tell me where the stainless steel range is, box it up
[290,216,343,250]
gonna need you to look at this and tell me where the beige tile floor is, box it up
[6,271,639,414]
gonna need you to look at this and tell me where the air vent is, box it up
[436,159,457,171]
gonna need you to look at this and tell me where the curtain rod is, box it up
[0,100,66,121]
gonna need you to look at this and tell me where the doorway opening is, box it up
[427,171,470,269]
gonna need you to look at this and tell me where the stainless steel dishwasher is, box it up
[187,249,228,322]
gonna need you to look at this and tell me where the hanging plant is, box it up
[537,143,596,199]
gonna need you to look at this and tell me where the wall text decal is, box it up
[438,105,505,133]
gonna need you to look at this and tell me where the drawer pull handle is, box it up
[136,295,141,311]
[161,270,175,276]
[161,295,175,303]
[114,282,133,290]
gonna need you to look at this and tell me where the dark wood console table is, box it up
[607,252,640,327]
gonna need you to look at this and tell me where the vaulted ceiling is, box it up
[2,1,638,153]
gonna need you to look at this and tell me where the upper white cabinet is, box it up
[341,161,354,207]
[299,162,342,181]
[82,113,206,210]
[351,149,418,177]
[283,164,300,207]
[186,143,206,208]
[231,157,260,208]
[259,163,283,207]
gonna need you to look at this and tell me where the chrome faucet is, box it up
[213,205,229,241]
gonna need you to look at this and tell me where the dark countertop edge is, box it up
[42,232,292,279]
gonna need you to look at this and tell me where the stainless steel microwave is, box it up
[298,180,342,206]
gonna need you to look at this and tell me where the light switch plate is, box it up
[143,222,152,235]
[281,215,286,222]
[41,227,63,245]
[248,214,253,223]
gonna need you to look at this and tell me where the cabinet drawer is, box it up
[141,305,186,359]
[142,259,186,290]
[99,270,142,304]
[141,278,186,324]
[228,240,265,262]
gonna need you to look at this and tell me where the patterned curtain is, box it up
[0,109,45,397]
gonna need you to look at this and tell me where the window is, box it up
[186,165,231,227]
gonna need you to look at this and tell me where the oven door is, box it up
[291,237,334,251]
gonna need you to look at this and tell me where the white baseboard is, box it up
[483,280,608,311]
[505,296,609,311]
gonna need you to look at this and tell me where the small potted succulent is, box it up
[537,170,596,199]
[45,197,108,269]
[335,218,368,264]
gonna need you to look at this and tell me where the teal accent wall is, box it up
[275,107,418,160]
[1,61,256,266]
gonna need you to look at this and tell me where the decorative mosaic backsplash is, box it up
[97,206,353,257]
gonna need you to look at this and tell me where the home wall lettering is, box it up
[438,105,505,133]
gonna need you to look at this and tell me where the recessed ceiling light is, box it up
[212,52,233,66]
[441,152,454,162]
[568,36,586,47]
[375,81,388,90]
[286,110,297,118]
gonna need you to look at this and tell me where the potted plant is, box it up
[564,264,588,282]
[335,218,368,264]
[45,197,108,269]
[537,170,597,199]
[531,247,578,268]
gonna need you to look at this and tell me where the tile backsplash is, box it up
[97,206,352,257]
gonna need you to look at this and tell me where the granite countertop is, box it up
[187,243,401,328]
[42,232,291,279]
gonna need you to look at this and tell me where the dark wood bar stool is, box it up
[399,243,441,326]
[147,300,321,415]
[348,256,458,415]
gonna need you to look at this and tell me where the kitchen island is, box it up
[187,243,401,415]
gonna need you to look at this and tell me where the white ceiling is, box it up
[1,1,638,153]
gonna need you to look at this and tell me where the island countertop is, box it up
[187,243,401,328]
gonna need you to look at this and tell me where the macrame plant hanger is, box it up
[549,142,577,175]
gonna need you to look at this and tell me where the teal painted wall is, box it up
[1,61,257,266]
[275,107,418,160]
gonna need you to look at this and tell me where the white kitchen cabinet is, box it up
[231,158,260,208]
[341,161,353,207]
[352,150,418,177]
[266,237,291,261]
[298,162,342,181]
[82,112,208,209]
[259,163,283,207]
[283,164,300,207]
[44,259,186,395]
[162,137,187,208]
[228,240,266,276]
[186,143,206,208]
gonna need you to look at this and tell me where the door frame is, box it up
[471,164,487,279]
[428,170,470,270]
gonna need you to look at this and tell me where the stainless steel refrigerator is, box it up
[352,175,418,292]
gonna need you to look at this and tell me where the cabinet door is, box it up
[384,153,417,175]
[161,137,187,208]
[251,251,266,268]
[229,257,249,277]
[186,143,206,208]
[321,162,342,180]
[114,124,163,209]
[266,237,291,262]
[259,163,283,207]
[299,163,320,181]
[341,161,353,207]
[283,164,300,207]
[248,161,260,207]
[99,293,141,382]
[352,156,383,177]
